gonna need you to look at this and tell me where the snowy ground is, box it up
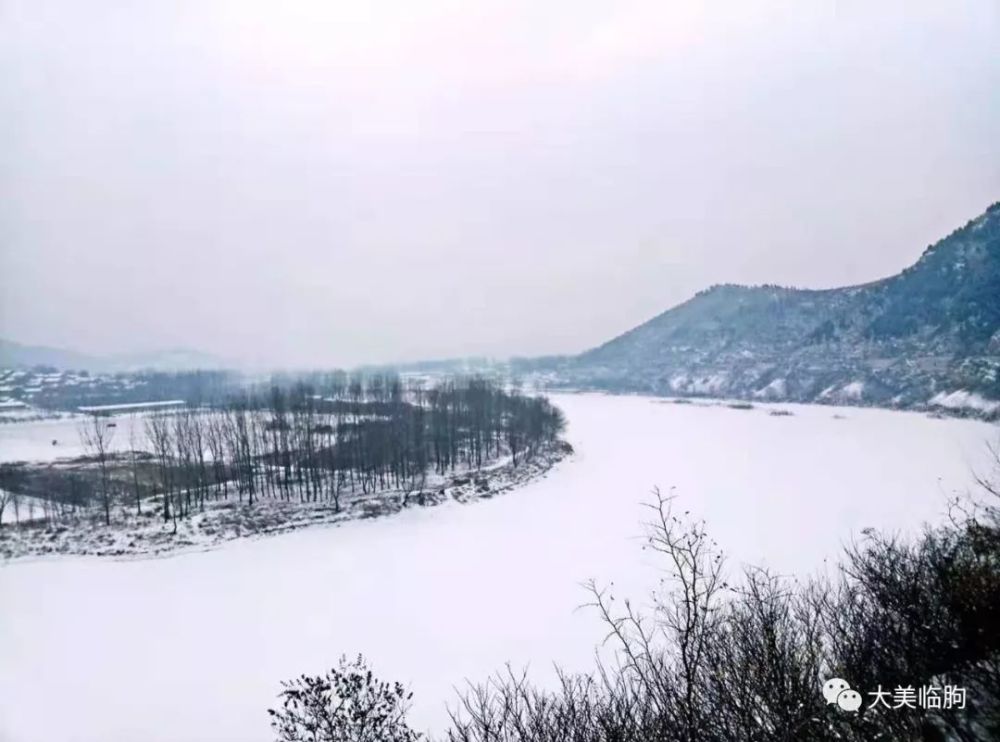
[0,413,147,463]
[0,447,567,559]
[0,393,997,742]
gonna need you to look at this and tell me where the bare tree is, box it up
[0,486,12,527]
[128,411,143,515]
[0,464,25,526]
[145,412,175,526]
[80,413,116,525]
[584,487,726,741]
[268,654,421,742]
[206,413,229,500]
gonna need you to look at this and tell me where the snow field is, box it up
[0,393,996,742]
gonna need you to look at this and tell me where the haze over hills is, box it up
[0,339,98,371]
[5,203,999,417]
[0,339,227,373]
[541,202,1000,414]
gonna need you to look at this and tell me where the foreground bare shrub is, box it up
[271,465,1000,741]
[268,654,421,742]
[445,481,1000,742]
[447,665,655,742]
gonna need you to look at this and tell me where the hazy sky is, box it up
[2,1,998,368]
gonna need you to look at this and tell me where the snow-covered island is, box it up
[0,376,571,560]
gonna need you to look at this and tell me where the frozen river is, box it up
[0,413,151,465]
[0,393,996,742]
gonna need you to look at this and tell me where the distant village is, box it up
[0,366,231,421]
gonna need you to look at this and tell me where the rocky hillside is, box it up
[560,202,1000,416]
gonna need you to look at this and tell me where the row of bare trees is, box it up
[47,375,562,529]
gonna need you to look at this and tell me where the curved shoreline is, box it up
[0,441,574,563]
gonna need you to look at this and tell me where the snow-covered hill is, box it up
[548,203,1000,416]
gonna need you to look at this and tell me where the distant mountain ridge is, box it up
[555,202,1000,416]
[0,339,98,371]
[0,338,227,373]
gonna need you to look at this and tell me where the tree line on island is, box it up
[0,375,566,529]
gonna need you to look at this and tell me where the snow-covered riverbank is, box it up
[0,442,570,559]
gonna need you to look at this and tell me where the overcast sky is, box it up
[1,1,998,368]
